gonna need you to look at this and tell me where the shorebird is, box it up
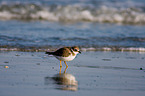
[45,46,81,67]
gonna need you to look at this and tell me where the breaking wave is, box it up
[0,3,145,24]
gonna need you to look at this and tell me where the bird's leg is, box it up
[59,66,62,75]
[64,61,68,68]
[60,60,62,67]
[64,66,68,73]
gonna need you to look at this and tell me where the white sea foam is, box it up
[81,47,145,52]
[0,4,145,24]
[0,47,145,53]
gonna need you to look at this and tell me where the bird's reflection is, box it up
[45,67,78,91]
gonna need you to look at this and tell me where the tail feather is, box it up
[45,51,54,55]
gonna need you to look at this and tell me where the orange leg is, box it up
[64,61,68,68]
[60,60,62,67]
[59,66,62,75]
[64,66,68,73]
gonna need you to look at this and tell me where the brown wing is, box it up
[53,47,71,57]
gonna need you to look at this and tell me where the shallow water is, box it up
[0,0,145,52]
[0,21,145,52]
[0,51,145,96]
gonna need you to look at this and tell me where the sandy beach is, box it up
[0,51,145,96]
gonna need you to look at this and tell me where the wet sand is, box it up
[0,51,145,96]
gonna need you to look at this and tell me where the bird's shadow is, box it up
[44,67,78,91]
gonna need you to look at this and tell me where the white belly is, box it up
[55,55,76,61]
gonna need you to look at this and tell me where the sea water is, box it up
[0,0,145,52]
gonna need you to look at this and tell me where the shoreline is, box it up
[1,47,145,52]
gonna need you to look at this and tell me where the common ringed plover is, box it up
[45,46,81,67]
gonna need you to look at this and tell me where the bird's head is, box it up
[71,46,81,54]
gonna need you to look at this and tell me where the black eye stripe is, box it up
[74,49,77,51]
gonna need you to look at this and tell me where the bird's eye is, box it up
[74,49,77,51]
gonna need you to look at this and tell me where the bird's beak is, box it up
[78,51,81,54]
